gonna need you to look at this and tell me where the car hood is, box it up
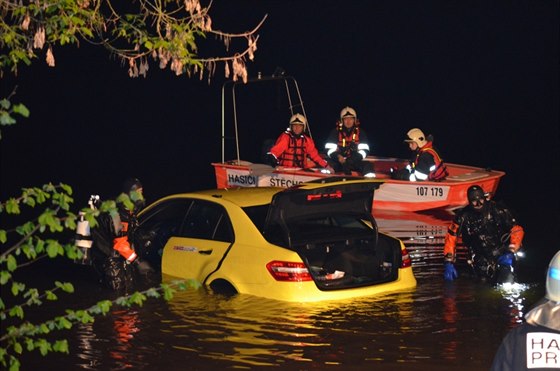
[265,179,382,227]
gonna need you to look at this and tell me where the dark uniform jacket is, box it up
[491,322,560,370]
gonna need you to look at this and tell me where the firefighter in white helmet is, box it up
[324,106,375,177]
[266,113,334,172]
[491,250,560,370]
[392,127,448,181]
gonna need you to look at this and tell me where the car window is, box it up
[242,204,269,233]
[139,198,193,235]
[264,213,375,248]
[288,214,373,239]
[180,200,233,243]
[135,198,194,260]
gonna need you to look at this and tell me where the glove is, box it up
[443,262,458,281]
[264,153,277,167]
[497,252,514,267]
[320,166,335,174]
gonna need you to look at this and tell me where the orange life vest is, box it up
[415,143,448,181]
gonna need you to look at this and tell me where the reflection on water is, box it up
[18,211,545,370]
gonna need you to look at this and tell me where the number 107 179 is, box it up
[416,187,444,197]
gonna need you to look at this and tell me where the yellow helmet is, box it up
[289,113,307,129]
[340,106,357,120]
[404,128,427,147]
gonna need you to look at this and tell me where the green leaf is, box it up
[53,340,69,353]
[35,239,45,254]
[8,357,20,371]
[46,240,63,258]
[16,221,36,236]
[0,98,10,109]
[12,104,29,118]
[55,316,72,330]
[60,183,72,195]
[25,338,35,351]
[35,338,51,356]
[94,300,112,315]
[0,229,6,243]
[9,305,24,319]
[0,270,11,285]
[5,198,20,214]
[64,243,80,260]
[145,288,160,298]
[11,282,25,296]
[7,254,17,271]
[75,310,94,324]
[162,284,175,301]
[39,323,50,334]
[128,292,147,306]
[0,112,16,125]
[55,281,74,293]
[46,290,58,300]
[13,342,22,354]
[64,213,77,229]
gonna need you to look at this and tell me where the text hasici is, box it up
[228,174,304,188]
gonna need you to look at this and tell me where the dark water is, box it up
[14,210,546,371]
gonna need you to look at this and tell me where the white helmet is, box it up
[289,113,307,129]
[546,250,560,302]
[340,106,357,120]
[404,128,428,147]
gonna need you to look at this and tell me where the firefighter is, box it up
[90,177,152,291]
[324,106,375,177]
[491,250,560,370]
[393,128,448,181]
[443,185,525,284]
[266,113,334,172]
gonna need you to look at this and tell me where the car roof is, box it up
[147,178,384,210]
[155,187,284,208]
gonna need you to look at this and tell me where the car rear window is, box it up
[242,204,270,233]
[243,206,375,248]
[285,214,373,243]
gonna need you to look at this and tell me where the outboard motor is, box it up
[74,195,99,265]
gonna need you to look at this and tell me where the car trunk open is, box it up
[263,180,403,290]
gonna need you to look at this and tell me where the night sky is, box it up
[1,1,558,259]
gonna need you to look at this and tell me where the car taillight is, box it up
[401,248,412,268]
[266,261,312,282]
[306,190,343,202]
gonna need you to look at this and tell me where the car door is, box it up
[134,198,193,269]
[161,199,234,283]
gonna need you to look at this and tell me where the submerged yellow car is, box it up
[135,178,416,302]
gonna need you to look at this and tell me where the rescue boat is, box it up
[212,73,505,212]
[212,159,505,212]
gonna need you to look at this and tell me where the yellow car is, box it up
[135,178,416,302]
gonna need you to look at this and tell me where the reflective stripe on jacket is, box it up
[413,142,448,181]
[325,123,370,160]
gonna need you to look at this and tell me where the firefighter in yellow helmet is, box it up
[324,106,375,177]
[392,128,448,181]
